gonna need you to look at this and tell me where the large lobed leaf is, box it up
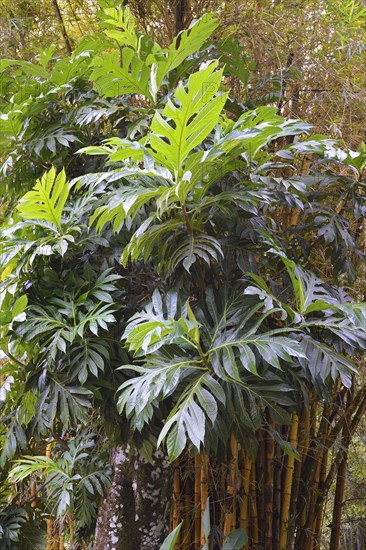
[155,14,218,88]
[156,373,226,460]
[90,49,152,99]
[16,167,69,232]
[149,61,228,178]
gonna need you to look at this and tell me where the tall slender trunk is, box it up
[289,403,308,542]
[329,389,354,550]
[279,413,299,550]
[313,449,328,550]
[174,0,191,35]
[331,458,347,550]
[51,0,72,55]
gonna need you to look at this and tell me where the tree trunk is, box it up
[94,446,171,550]
[174,0,191,35]
[51,0,72,55]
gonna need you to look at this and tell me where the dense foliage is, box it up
[0,2,365,549]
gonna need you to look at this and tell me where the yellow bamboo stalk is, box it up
[194,454,201,549]
[219,462,227,534]
[200,455,209,547]
[224,435,238,535]
[45,443,51,458]
[231,437,238,532]
[52,527,60,550]
[30,478,37,509]
[289,208,299,227]
[230,437,238,532]
[240,451,252,550]
[46,521,53,550]
[303,399,311,458]
[67,512,76,546]
[279,412,299,550]
[289,403,308,542]
[249,462,259,549]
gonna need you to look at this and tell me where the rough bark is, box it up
[174,0,191,35]
[94,445,171,550]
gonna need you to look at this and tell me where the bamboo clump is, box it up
[162,383,366,550]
